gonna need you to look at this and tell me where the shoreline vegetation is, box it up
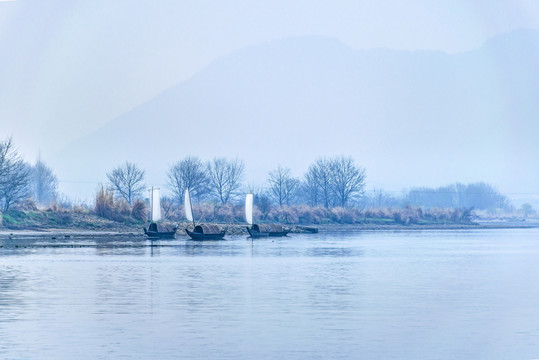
[0,205,537,238]
[1,137,536,238]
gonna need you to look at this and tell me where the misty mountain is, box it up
[52,29,539,200]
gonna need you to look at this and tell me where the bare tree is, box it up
[30,157,59,206]
[302,166,321,206]
[256,193,272,220]
[330,155,366,207]
[309,158,334,208]
[406,182,509,210]
[207,158,244,205]
[0,138,31,212]
[106,162,145,205]
[267,166,299,206]
[364,187,400,208]
[167,156,209,203]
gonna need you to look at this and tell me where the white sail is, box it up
[149,188,161,222]
[184,188,194,222]
[245,193,253,225]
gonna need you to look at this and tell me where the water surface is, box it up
[1,228,539,359]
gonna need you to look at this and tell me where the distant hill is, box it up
[51,29,539,201]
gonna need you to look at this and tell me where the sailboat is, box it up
[184,188,226,240]
[245,193,269,238]
[245,193,290,237]
[143,187,177,239]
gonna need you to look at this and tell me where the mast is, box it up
[149,187,153,223]
[189,188,195,229]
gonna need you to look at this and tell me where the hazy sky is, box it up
[1,0,538,157]
[1,0,539,201]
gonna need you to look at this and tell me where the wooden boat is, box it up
[144,223,177,239]
[245,193,289,238]
[144,187,177,239]
[296,225,318,233]
[185,224,226,240]
[266,223,290,237]
[246,223,270,238]
[184,188,226,240]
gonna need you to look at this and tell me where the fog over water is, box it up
[0,1,538,203]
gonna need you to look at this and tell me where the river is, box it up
[1,228,538,359]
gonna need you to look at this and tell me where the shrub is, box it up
[214,204,235,223]
[295,205,316,224]
[95,186,114,219]
[268,206,299,224]
[13,198,38,211]
[115,199,131,217]
[331,207,358,223]
[73,203,88,214]
[131,199,147,221]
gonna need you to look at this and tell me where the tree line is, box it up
[106,155,367,211]
[363,183,511,211]
[0,136,514,218]
[406,183,510,210]
[0,138,58,212]
[0,137,367,214]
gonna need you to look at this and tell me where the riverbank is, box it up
[2,207,538,238]
[1,220,537,240]
[0,210,142,232]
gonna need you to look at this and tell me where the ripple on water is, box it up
[1,229,539,359]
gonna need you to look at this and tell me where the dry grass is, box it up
[131,199,147,221]
[90,193,477,226]
[93,187,144,224]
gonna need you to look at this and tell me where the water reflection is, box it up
[1,229,539,359]
[307,247,360,257]
[0,266,26,322]
[0,234,367,258]
[94,238,147,256]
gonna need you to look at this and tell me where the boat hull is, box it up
[247,224,290,238]
[143,227,177,239]
[246,227,269,238]
[185,229,226,240]
[268,230,290,237]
